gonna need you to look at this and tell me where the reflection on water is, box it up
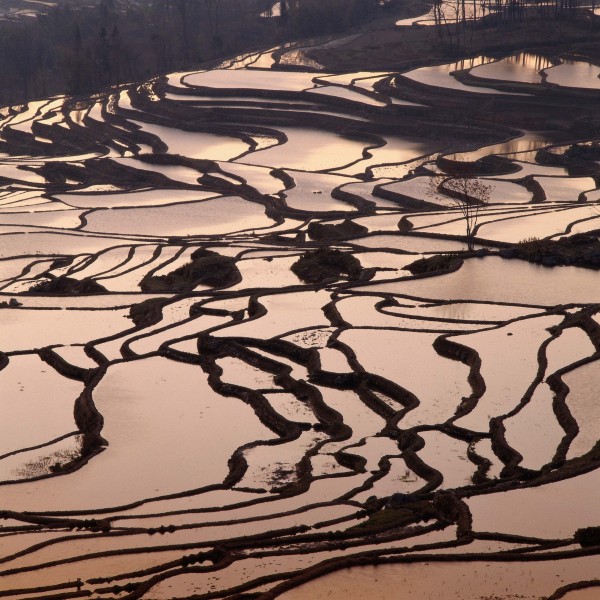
[448,131,557,161]
[280,556,600,600]
[239,126,370,171]
[402,55,518,95]
[396,0,485,26]
[182,69,323,91]
[546,58,600,89]
[369,255,600,305]
[83,197,275,237]
[3,35,600,600]
[471,52,552,84]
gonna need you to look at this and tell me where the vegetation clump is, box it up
[140,248,240,292]
[129,297,169,327]
[575,526,600,547]
[436,155,518,177]
[351,501,437,532]
[350,507,415,531]
[0,298,22,308]
[535,147,600,178]
[307,220,368,241]
[291,248,366,283]
[398,216,413,232]
[502,233,600,268]
[565,143,600,161]
[404,254,464,275]
[26,276,108,295]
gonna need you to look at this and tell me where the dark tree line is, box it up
[0,0,384,105]
[432,0,593,52]
[432,0,588,28]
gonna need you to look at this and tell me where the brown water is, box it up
[1,54,600,600]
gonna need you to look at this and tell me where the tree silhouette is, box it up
[431,169,491,250]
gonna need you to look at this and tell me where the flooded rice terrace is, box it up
[2,30,600,600]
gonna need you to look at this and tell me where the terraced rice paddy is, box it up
[1,30,600,600]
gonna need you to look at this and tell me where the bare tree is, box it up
[430,171,491,250]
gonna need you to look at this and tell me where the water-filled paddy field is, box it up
[1,29,600,600]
